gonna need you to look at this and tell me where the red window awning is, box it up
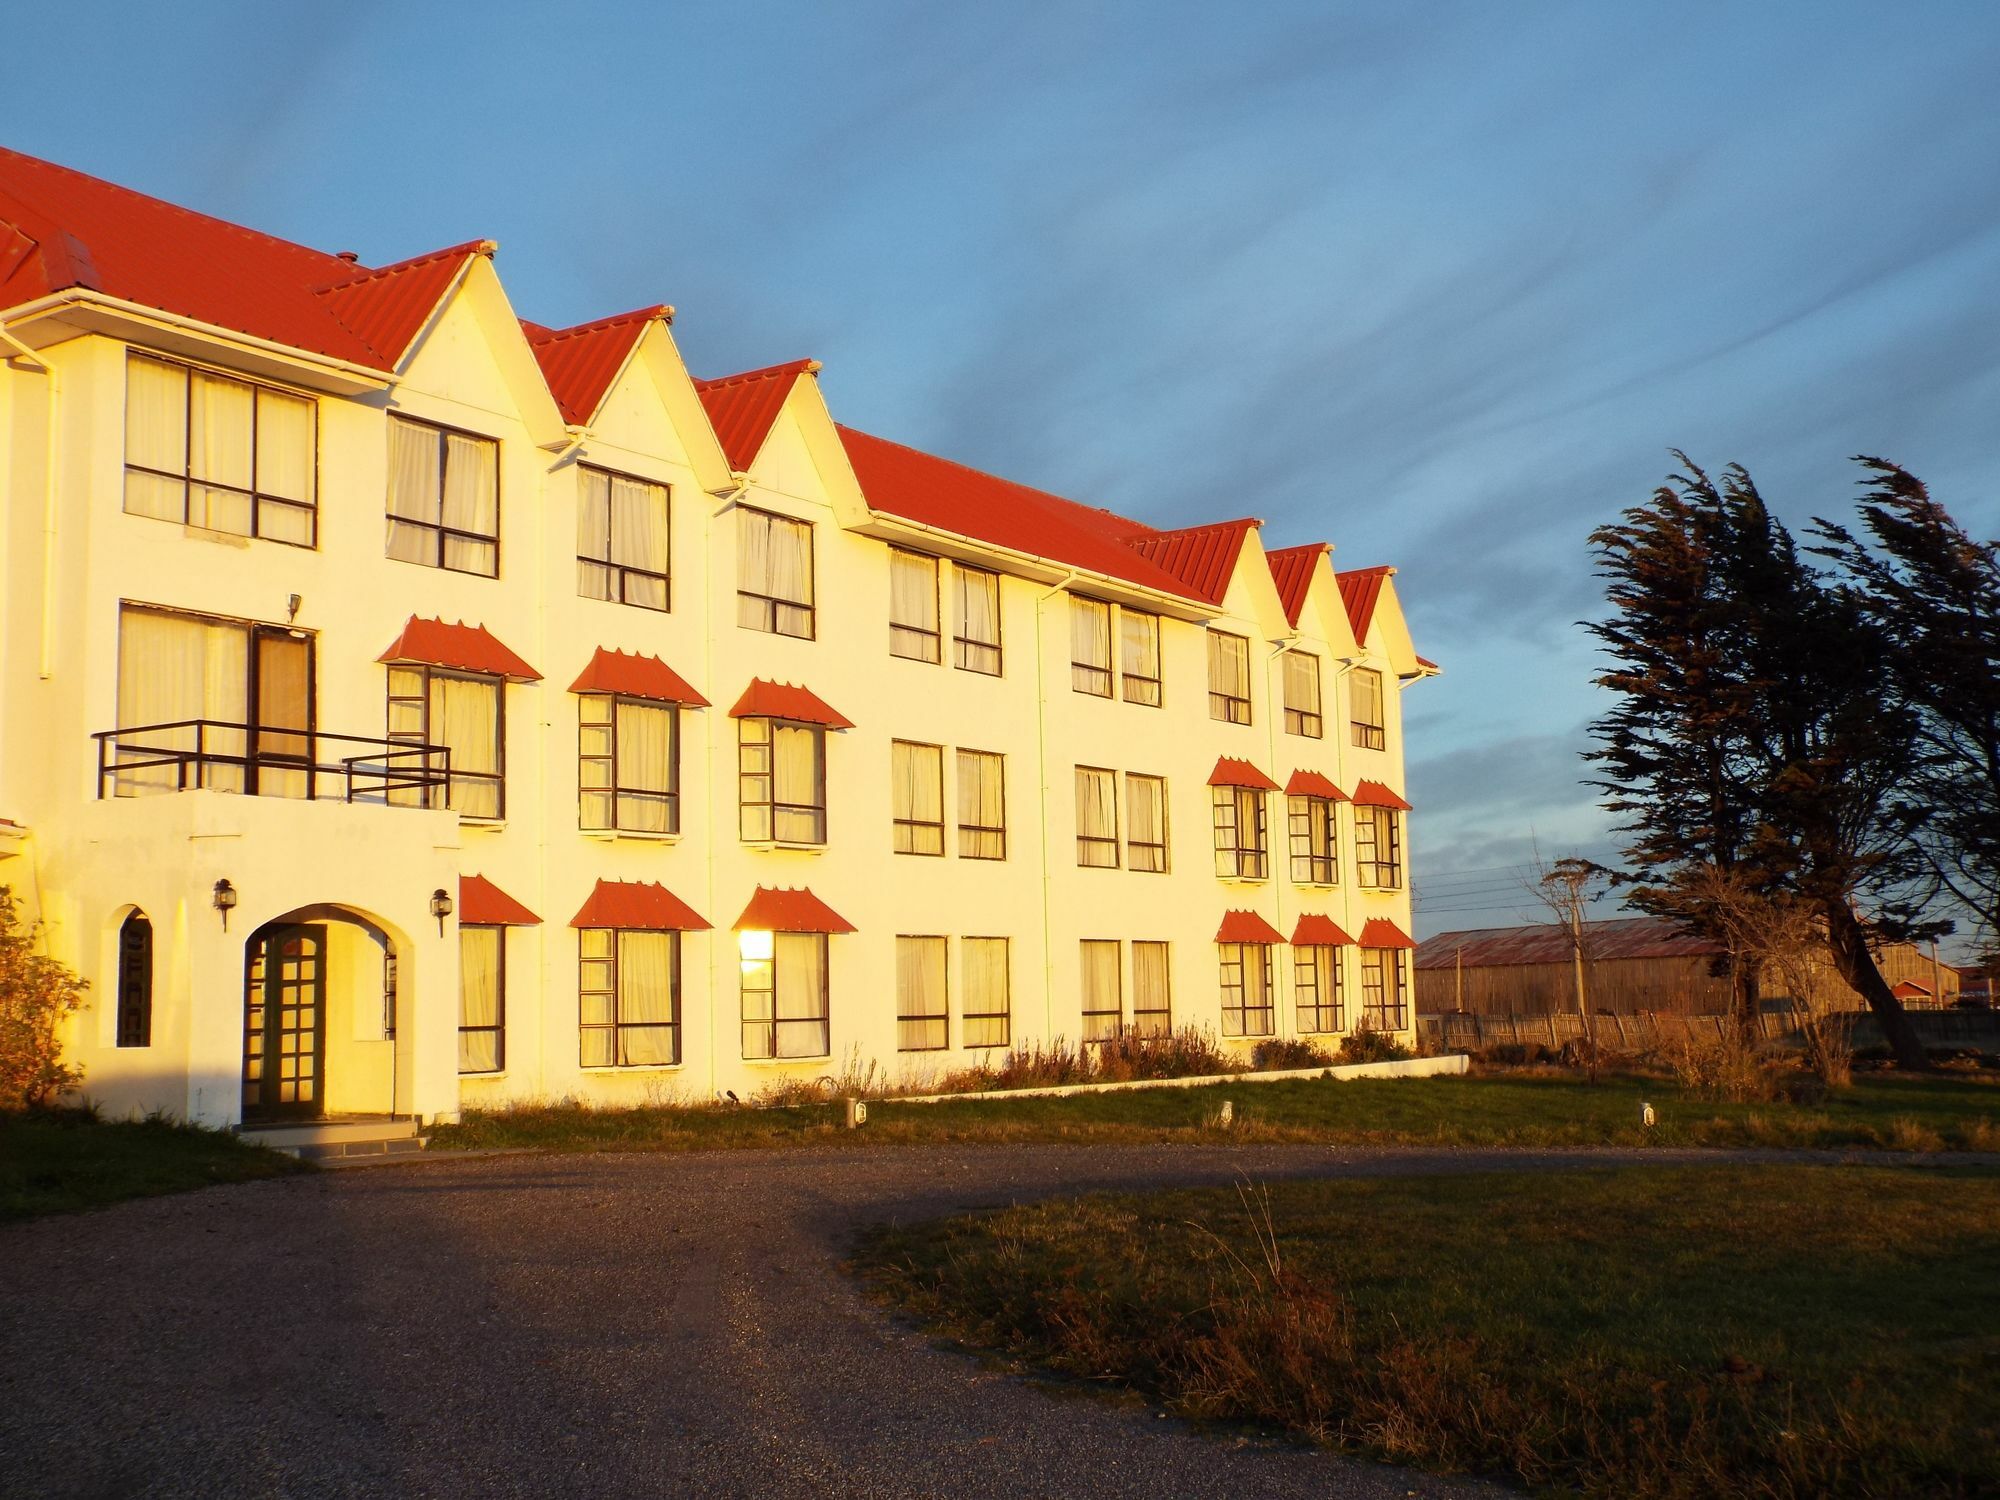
[567,647,709,706]
[1358,918,1416,950]
[1352,779,1413,811]
[377,617,541,681]
[1216,909,1286,944]
[459,874,540,926]
[570,879,711,931]
[1284,769,1348,800]
[1291,913,1356,947]
[1208,756,1279,791]
[734,886,856,934]
[728,679,854,730]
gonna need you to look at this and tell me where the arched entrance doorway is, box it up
[242,907,401,1123]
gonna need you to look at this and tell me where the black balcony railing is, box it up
[93,720,451,805]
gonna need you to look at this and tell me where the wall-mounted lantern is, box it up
[430,887,454,936]
[212,878,237,931]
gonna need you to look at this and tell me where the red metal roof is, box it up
[570,879,711,931]
[1292,913,1356,947]
[1414,916,1723,970]
[1415,654,1441,672]
[1336,566,1393,642]
[1209,756,1280,791]
[734,886,856,934]
[568,647,708,706]
[377,618,540,681]
[459,874,540,926]
[728,679,853,729]
[1217,910,1287,944]
[1265,543,1326,627]
[1284,769,1347,800]
[529,307,664,426]
[315,242,489,366]
[1351,779,1412,810]
[1125,520,1260,606]
[1358,918,1416,950]
[693,360,819,470]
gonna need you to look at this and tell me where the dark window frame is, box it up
[889,548,942,663]
[1130,939,1172,1038]
[1208,630,1252,725]
[578,927,683,1068]
[1288,794,1340,884]
[736,504,816,639]
[459,923,506,1074]
[740,932,831,1060]
[1360,947,1410,1031]
[1120,608,1162,707]
[386,663,506,819]
[1355,804,1404,889]
[956,747,1007,860]
[738,716,828,845]
[895,934,949,1052]
[1070,595,1113,697]
[1126,772,1169,873]
[116,910,153,1048]
[1295,945,1345,1034]
[953,565,1003,675]
[576,463,670,611]
[1283,650,1323,738]
[1351,667,1387,751]
[1211,785,1269,880]
[578,693,680,835]
[961,936,1011,1049]
[1219,941,1275,1037]
[385,414,501,578]
[1076,765,1121,868]
[1080,938,1123,1044]
[892,739,946,856]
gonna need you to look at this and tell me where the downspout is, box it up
[1033,568,1079,1044]
[706,475,750,1097]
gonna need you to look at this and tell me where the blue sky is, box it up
[10,2,2000,936]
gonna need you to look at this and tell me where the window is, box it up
[1219,943,1275,1037]
[962,938,1011,1049]
[1076,767,1119,867]
[579,695,678,834]
[1283,651,1323,737]
[124,352,317,545]
[1120,610,1162,705]
[739,718,826,844]
[116,911,152,1048]
[1351,668,1386,750]
[1131,941,1171,1039]
[1295,946,1344,1034]
[1360,947,1410,1031]
[388,666,504,819]
[1211,786,1269,879]
[1208,631,1251,723]
[459,925,505,1073]
[386,416,499,576]
[1289,795,1340,884]
[1080,940,1121,1043]
[741,932,830,1059]
[954,566,1002,674]
[957,749,1007,859]
[892,740,945,855]
[1070,596,1112,696]
[896,936,948,1051]
[889,550,941,662]
[1355,805,1404,889]
[1126,774,1168,873]
[737,506,815,638]
[577,466,669,610]
[579,929,680,1066]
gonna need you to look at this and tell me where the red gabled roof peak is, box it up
[315,240,491,366]
[1124,519,1260,606]
[694,359,821,470]
[1266,543,1328,627]
[528,305,669,426]
[1336,565,1396,643]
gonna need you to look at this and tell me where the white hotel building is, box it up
[0,147,1435,1128]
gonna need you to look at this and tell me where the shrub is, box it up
[0,887,88,1111]
[1250,1038,1337,1071]
[1336,1027,1414,1065]
[933,1029,1244,1094]
[1666,1029,1776,1103]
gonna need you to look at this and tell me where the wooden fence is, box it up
[1419,1008,2000,1054]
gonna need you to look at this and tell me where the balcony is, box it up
[93,721,450,805]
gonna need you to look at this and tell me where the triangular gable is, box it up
[316,241,491,367]
[700,363,871,526]
[1337,566,1392,644]
[393,254,565,446]
[695,360,819,472]
[1338,567,1427,678]
[1266,544,1327,627]
[526,305,664,426]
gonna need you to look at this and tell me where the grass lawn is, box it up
[857,1164,2000,1498]
[431,1070,2000,1155]
[0,1109,309,1224]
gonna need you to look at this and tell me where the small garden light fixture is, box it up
[430,887,454,935]
[211,878,237,931]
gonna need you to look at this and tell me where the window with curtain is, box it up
[896,936,948,1051]
[579,695,677,833]
[387,666,504,818]
[1361,947,1409,1031]
[115,605,251,794]
[892,740,945,855]
[741,932,830,1058]
[116,911,153,1048]
[1288,795,1339,884]
[1070,596,1112,696]
[1075,766,1119,867]
[1208,631,1251,724]
[1351,668,1386,750]
[124,352,317,546]
[889,550,941,662]
[1283,651,1323,737]
[1125,774,1168,872]
[1120,610,1162,705]
[1219,943,1275,1037]
[1080,940,1121,1043]
[1131,941,1171,1038]
[739,718,826,844]
[961,937,1011,1049]
[954,566,1002,674]
[579,929,680,1066]
[386,416,499,576]
[1211,786,1268,879]
[1355,806,1404,888]
[737,506,815,637]
[957,749,1006,859]
[459,925,505,1073]
[1296,945,1345,1034]
[577,466,669,610]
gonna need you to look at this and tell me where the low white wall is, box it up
[894,1051,1468,1105]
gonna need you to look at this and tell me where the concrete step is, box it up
[295,1135,430,1164]
[239,1118,418,1150]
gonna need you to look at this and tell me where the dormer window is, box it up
[386,417,499,577]
[738,507,815,638]
[577,466,669,611]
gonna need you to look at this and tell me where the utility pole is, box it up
[1540,857,1604,1083]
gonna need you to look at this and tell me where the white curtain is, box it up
[619,931,677,1064]
[386,419,439,562]
[442,432,498,574]
[577,468,612,597]
[1353,667,1383,729]
[458,927,501,1073]
[1076,767,1116,857]
[961,938,1009,1047]
[1080,940,1121,1040]
[255,388,315,504]
[612,475,669,608]
[124,355,186,520]
[1131,941,1171,1036]
[768,515,811,605]
[117,607,248,793]
[1126,774,1163,851]
[737,507,772,618]
[434,675,500,817]
[774,932,828,1057]
[896,936,947,1050]
[1071,597,1109,670]
[618,701,674,831]
[957,750,1004,856]
[188,370,253,535]
[773,725,822,841]
[893,741,942,848]
[1120,610,1158,680]
[1284,651,1319,717]
[890,551,938,654]
[1210,632,1247,698]
[956,568,999,647]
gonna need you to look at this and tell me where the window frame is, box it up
[385,414,501,578]
[386,663,506,820]
[458,923,506,1074]
[1126,772,1169,873]
[1131,939,1172,1039]
[578,693,680,835]
[1288,794,1340,885]
[1360,947,1410,1031]
[740,931,831,1060]
[1295,945,1345,1034]
[891,739,946,856]
[1075,765,1121,868]
[1070,596,1113,697]
[1351,667,1387,750]
[961,936,1012,1049]
[116,910,153,1048]
[889,549,942,663]
[1283,650,1323,738]
[956,748,1007,860]
[1355,804,1405,889]
[953,565,1003,675]
[1219,942,1275,1037]
[576,463,670,611]
[1120,608,1162,706]
[578,927,682,1068]
[1211,785,1269,880]
[736,504,816,639]
[895,934,950,1052]
[738,716,828,845]
[1208,630,1252,725]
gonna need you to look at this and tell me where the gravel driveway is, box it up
[0,1142,1802,1499]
